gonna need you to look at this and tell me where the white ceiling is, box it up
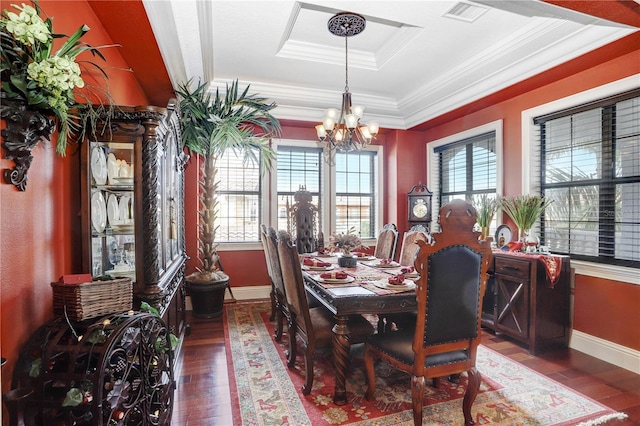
[142,0,636,129]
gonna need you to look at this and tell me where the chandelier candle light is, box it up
[316,12,379,153]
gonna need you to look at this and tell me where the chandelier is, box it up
[315,12,379,154]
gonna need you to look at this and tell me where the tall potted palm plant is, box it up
[176,79,280,318]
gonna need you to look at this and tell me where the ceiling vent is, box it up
[443,1,488,23]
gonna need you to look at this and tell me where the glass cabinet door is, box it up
[88,141,136,281]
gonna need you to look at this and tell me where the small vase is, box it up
[523,230,539,253]
[338,255,357,268]
[480,226,490,240]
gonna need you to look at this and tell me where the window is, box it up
[215,149,262,242]
[272,140,382,241]
[534,89,640,267]
[427,120,503,233]
[275,146,324,232]
[335,151,377,237]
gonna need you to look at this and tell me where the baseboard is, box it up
[570,330,640,374]
[185,285,271,311]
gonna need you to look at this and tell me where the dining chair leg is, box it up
[274,304,283,342]
[286,320,297,368]
[301,342,314,395]
[463,367,481,426]
[269,286,276,321]
[363,346,376,401]
[411,375,425,426]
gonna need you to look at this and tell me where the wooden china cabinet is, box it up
[80,101,189,355]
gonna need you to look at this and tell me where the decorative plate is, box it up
[90,146,107,185]
[107,194,120,226]
[118,195,131,224]
[107,153,119,184]
[495,224,513,248]
[91,191,107,233]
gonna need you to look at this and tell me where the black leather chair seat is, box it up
[366,330,470,366]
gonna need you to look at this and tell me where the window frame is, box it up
[426,120,504,232]
[269,139,383,247]
[521,74,640,284]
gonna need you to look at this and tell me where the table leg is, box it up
[332,315,351,405]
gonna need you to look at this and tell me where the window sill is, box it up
[572,260,639,285]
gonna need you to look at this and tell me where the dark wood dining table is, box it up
[302,255,418,405]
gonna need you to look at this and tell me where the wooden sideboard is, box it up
[481,251,571,355]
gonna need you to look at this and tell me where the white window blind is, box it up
[216,150,262,242]
[275,146,324,233]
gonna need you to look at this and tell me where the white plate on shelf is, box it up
[119,195,131,222]
[112,177,134,185]
[91,191,107,233]
[316,275,355,284]
[90,146,107,185]
[107,194,120,226]
[107,153,118,184]
[372,280,416,291]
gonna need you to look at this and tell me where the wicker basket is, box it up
[51,278,133,321]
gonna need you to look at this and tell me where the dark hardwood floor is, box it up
[171,304,640,425]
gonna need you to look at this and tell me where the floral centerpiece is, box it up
[328,227,365,257]
[1,0,115,155]
[328,227,369,267]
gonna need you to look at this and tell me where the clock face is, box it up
[412,198,428,218]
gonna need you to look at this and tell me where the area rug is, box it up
[225,300,628,426]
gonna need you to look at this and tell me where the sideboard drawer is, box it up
[494,256,530,280]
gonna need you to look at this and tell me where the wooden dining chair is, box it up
[373,223,399,260]
[397,225,431,266]
[261,225,289,341]
[276,230,375,395]
[363,200,493,426]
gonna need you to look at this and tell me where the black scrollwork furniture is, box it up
[11,312,174,425]
[0,100,56,191]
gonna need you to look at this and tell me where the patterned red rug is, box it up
[225,300,627,425]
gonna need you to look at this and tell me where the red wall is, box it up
[0,0,149,401]
[416,35,640,351]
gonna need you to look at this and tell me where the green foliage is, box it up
[139,301,159,317]
[0,0,116,154]
[472,194,498,228]
[499,195,553,231]
[175,79,280,272]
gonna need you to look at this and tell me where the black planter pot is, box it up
[185,275,229,319]
[338,256,357,268]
